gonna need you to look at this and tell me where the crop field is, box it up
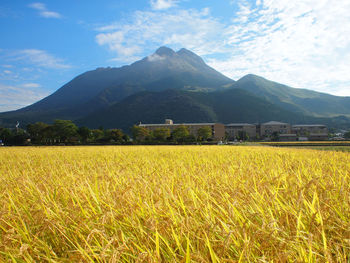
[259,141,350,153]
[260,141,350,147]
[1,146,350,262]
[303,146,350,152]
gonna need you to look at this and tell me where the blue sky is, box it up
[1,0,350,112]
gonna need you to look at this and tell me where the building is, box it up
[139,119,225,141]
[308,134,329,141]
[260,121,291,138]
[292,124,328,141]
[225,123,257,140]
[292,124,328,136]
[279,134,297,141]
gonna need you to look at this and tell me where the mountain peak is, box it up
[177,48,196,56]
[155,46,175,57]
[239,74,263,81]
[237,74,269,85]
[177,48,205,65]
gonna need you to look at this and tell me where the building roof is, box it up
[225,123,255,127]
[292,124,327,127]
[262,121,289,125]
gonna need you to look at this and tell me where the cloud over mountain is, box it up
[0,83,49,112]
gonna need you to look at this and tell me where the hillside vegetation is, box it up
[1,146,349,261]
[78,88,347,131]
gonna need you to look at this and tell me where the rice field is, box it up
[260,141,350,146]
[0,146,349,262]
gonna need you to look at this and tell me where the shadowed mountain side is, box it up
[231,74,350,117]
[76,89,218,131]
[77,88,334,132]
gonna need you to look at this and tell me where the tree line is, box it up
[131,125,213,144]
[0,120,129,146]
[0,120,214,146]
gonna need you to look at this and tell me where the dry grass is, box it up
[0,146,350,262]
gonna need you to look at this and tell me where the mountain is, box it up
[0,46,233,126]
[230,74,350,117]
[1,47,350,130]
[77,88,331,131]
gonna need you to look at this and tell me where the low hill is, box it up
[231,74,350,117]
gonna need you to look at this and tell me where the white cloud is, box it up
[95,24,119,32]
[1,65,13,68]
[150,0,178,10]
[95,8,224,61]
[7,49,71,69]
[0,50,70,107]
[40,11,61,19]
[0,83,49,112]
[210,0,350,96]
[29,3,45,10]
[28,2,62,19]
[21,83,41,88]
[147,53,166,62]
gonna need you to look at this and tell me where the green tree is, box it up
[91,129,104,142]
[172,125,190,143]
[131,125,150,142]
[186,134,197,143]
[42,125,56,144]
[27,122,49,144]
[197,127,212,141]
[0,127,28,145]
[237,131,248,141]
[78,126,91,143]
[153,128,170,142]
[122,134,130,143]
[105,129,125,144]
[52,120,78,143]
[271,131,279,142]
[11,128,29,145]
[0,127,13,144]
[344,131,350,139]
